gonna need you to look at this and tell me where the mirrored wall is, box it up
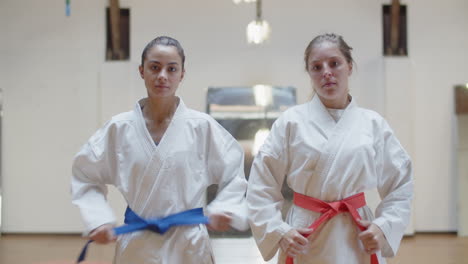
[206,85,296,237]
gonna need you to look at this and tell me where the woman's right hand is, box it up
[89,223,117,244]
[279,228,314,258]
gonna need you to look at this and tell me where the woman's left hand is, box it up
[207,212,233,232]
[358,220,385,255]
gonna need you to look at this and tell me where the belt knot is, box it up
[285,192,378,264]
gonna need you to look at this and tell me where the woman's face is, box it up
[307,41,352,108]
[139,45,185,99]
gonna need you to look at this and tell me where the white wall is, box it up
[408,0,468,231]
[0,0,110,232]
[0,0,466,233]
[383,57,415,234]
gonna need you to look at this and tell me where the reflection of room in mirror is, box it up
[206,86,296,237]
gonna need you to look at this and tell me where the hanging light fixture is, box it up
[246,0,271,44]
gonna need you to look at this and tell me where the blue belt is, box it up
[76,207,209,263]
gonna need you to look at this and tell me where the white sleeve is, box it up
[246,118,293,261]
[373,119,414,257]
[71,128,117,234]
[205,124,249,231]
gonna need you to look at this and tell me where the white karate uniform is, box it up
[72,97,248,264]
[247,95,413,264]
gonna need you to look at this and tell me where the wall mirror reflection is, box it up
[206,85,296,237]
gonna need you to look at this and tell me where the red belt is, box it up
[285,192,378,264]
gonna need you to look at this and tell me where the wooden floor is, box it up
[0,233,467,264]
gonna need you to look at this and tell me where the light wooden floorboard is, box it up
[0,234,467,264]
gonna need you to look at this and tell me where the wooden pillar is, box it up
[109,0,123,59]
[390,0,400,55]
[455,85,468,115]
